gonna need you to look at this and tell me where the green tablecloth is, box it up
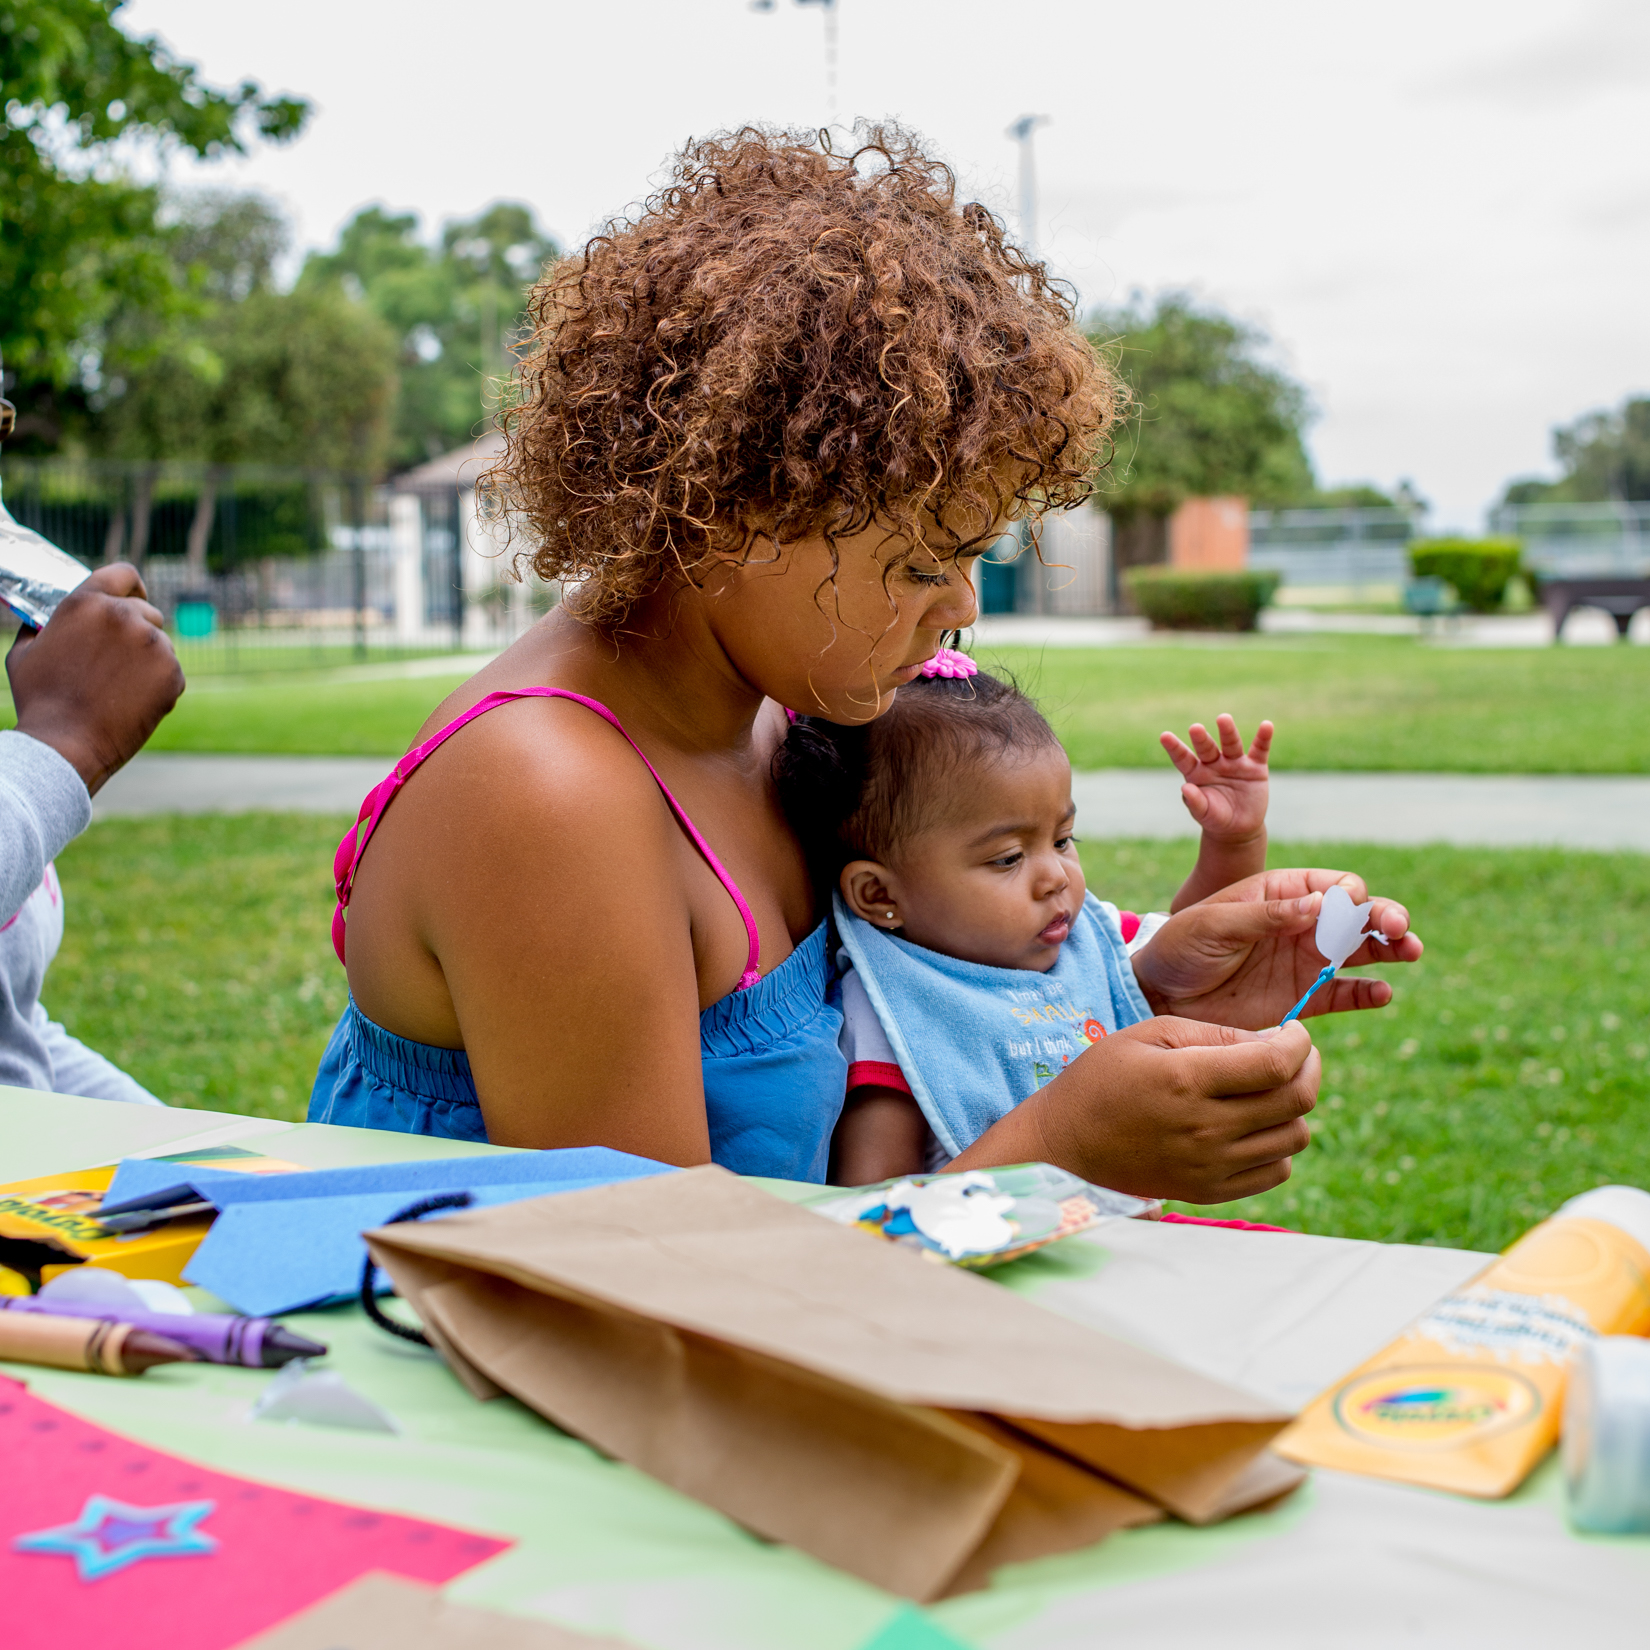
[4,1089,1646,1649]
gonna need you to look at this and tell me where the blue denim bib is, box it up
[833,892,1151,1159]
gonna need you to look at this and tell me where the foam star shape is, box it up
[13,1494,217,1581]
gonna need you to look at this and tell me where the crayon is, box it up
[0,1297,326,1367]
[0,1311,194,1375]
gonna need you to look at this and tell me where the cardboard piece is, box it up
[0,1378,510,1650]
[365,1166,1302,1601]
[235,1572,637,1649]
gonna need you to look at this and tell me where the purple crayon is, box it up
[0,1297,326,1367]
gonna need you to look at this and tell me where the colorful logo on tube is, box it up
[1332,1363,1542,1449]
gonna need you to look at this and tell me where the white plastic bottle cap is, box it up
[1556,1185,1650,1258]
[1563,1336,1650,1533]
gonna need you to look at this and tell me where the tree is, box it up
[1086,294,1317,525]
[301,202,559,468]
[88,193,398,570]
[1503,397,1650,506]
[1,0,308,444]
[95,193,397,472]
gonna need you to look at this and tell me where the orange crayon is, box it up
[0,1310,195,1376]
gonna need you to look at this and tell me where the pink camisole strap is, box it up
[331,688,763,991]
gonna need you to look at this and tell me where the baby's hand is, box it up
[1160,714,1273,844]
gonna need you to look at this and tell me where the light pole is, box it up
[751,0,838,121]
[1005,114,1050,259]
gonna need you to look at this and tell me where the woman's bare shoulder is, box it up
[407,688,679,859]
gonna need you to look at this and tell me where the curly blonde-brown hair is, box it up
[491,122,1120,629]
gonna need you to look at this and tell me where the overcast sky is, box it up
[123,0,1650,529]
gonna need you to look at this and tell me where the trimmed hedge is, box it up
[1123,568,1281,632]
[1407,538,1522,614]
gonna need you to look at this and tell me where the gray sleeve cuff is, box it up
[0,729,93,918]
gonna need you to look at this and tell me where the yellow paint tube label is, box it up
[1276,1188,1650,1498]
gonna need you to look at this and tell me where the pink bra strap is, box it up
[333,688,762,990]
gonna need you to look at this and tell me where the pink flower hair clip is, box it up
[919,647,978,679]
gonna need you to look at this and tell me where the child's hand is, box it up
[1161,714,1273,844]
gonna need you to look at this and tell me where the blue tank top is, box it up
[312,687,847,1181]
[308,922,846,1181]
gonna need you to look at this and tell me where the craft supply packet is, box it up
[1277,1185,1650,1497]
[802,1162,1159,1267]
[0,1147,303,1293]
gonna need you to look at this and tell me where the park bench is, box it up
[1538,575,1650,640]
[1402,575,1461,633]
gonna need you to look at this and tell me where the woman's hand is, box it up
[1132,868,1422,1029]
[950,1017,1319,1203]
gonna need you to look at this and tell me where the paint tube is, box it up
[1275,1185,1650,1498]
[0,489,90,627]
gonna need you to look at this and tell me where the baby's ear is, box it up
[840,860,900,926]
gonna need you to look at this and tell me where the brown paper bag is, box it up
[366,1165,1301,1601]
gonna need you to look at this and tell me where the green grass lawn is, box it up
[43,815,1650,1253]
[1083,837,1650,1250]
[8,632,1644,769]
[146,671,471,756]
[978,635,1650,771]
[49,815,351,1123]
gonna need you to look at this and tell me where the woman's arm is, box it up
[1132,869,1421,1029]
[948,1017,1320,1203]
[950,1016,1320,1201]
[346,700,745,1161]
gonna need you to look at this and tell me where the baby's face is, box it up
[842,744,1085,972]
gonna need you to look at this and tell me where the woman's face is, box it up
[702,518,988,723]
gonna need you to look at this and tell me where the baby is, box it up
[775,651,1275,1185]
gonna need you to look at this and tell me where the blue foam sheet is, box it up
[183,1177,650,1316]
[102,1145,665,1215]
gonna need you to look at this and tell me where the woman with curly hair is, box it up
[308,124,1337,1201]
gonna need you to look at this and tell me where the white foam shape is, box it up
[39,1270,151,1315]
[883,1171,1017,1258]
[250,1359,401,1434]
[127,1279,195,1314]
[1315,883,1377,969]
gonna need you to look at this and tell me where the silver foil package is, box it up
[0,492,90,628]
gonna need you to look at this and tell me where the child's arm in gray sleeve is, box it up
[0,728,92,919]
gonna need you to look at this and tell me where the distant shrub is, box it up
[1407,538,1522,613]
[1123,568,1281,632]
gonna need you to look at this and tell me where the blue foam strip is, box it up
[102,1145,665,1216]
[183,1172,674,1316]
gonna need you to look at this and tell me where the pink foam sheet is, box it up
[0,1377,511,1650]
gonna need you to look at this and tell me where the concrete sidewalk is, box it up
[93,752,1650,852]
[94,755,387,819]
[1071,769,1650,853]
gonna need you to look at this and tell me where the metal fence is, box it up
[0,458,545,670]
[16,457,1642,639]
[1488,501,1650,576]
[1251,503,1650,595]
[1248,506,1423,550]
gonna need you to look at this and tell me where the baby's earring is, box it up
[884,911,898,925]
